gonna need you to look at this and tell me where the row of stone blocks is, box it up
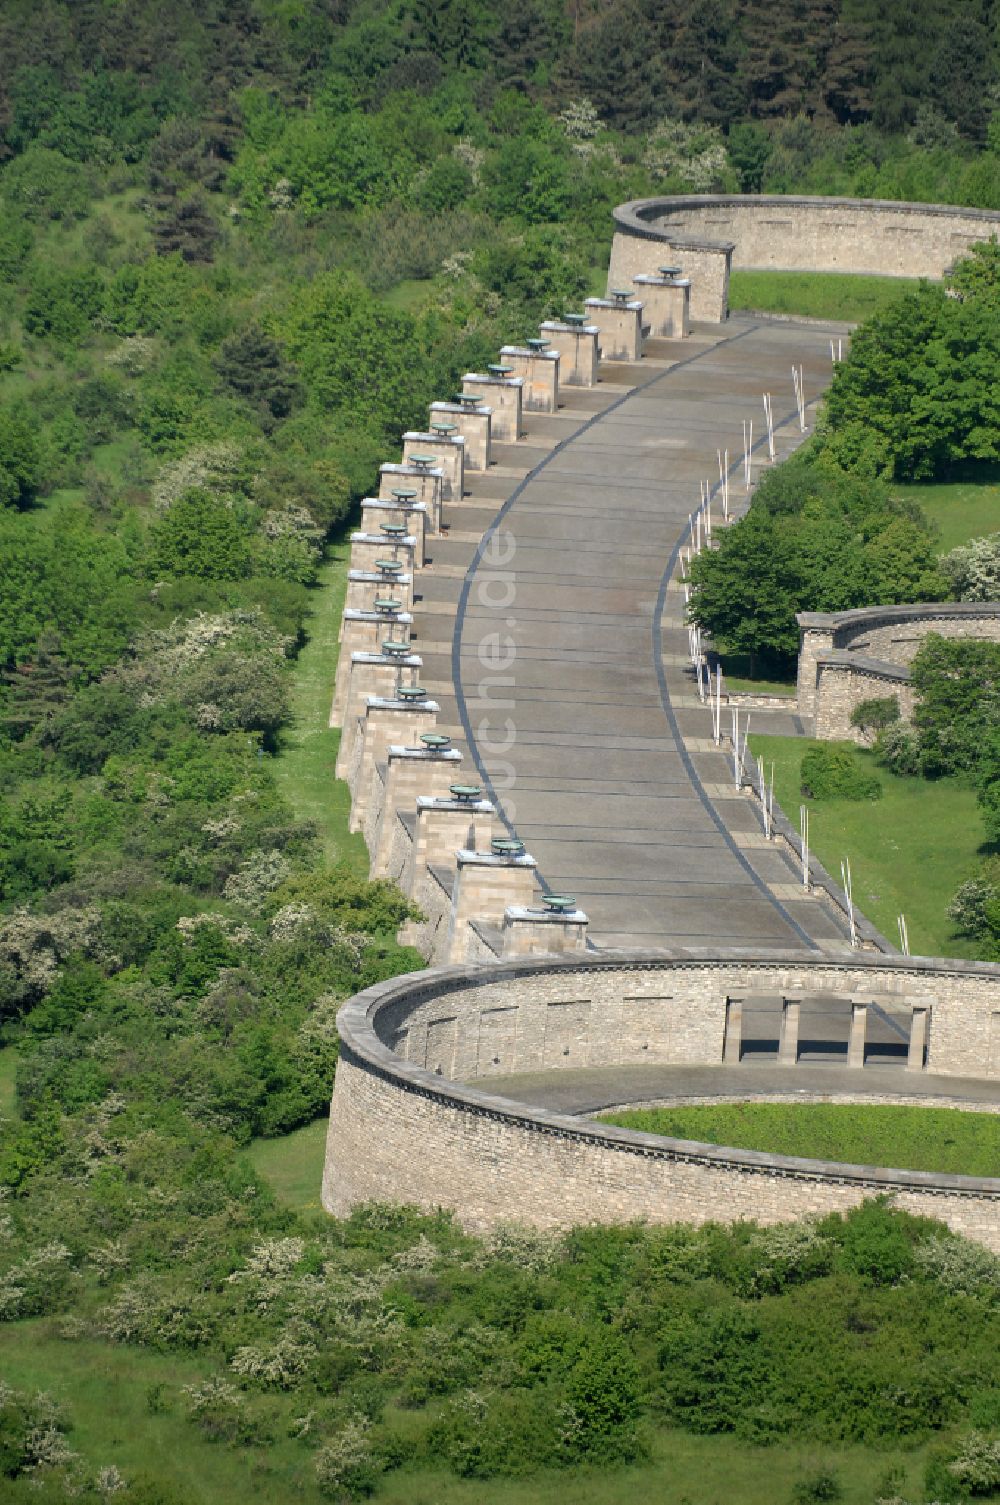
[330,275,692,961]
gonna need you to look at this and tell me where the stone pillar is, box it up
[378,462,444,532]
[359,499,428,568]
[429,400,491,470]
[606,235,733,323]
[907,1004,930,1071]
[344,568,414,616]
[331,609,412,723]
[777,997,801,1066]
[446,847,538,964]
[722,995,744,1063]
[402,430,465,501]
[795,615,836,719]
[584,296,644,361]
[334,650,422,768]
[501,904,588,957]
[406,795,495,895]
[346,695,440,833]
[499,345,560,412]
[349,531,417,577]
[461,373,523,443]
[632,273,691,338]
[369,746,464,876]
[848,1000,868,1069]
[538,321,599,387]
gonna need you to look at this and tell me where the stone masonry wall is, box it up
[609,198,1000,321]
[797,604,1000,734]
[813,661,917,742]
[323,953,1000,1246]
[323,1053,1000,1246]
[607,231,731,322]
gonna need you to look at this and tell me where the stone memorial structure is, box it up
[608,194,1000,321]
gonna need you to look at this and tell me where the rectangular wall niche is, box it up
[543,999,590,1069]
[621,995,672,1063]
[477,1006,518,1076]
[424,1015,457,1077]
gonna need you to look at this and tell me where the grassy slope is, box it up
[750,734,981,958]
[0,1041,17,1117]
[271,540,370,877]
[729,268,918,322]
[897,474,1000,552]
[246,1117,329,1215]
[2,1325,330,1504]
[0,1315,931,1505]
[600,1102,1000,1176]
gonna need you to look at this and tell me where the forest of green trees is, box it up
[2,1,1000,1500]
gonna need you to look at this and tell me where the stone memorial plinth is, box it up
[498,345,560,412]
[346,694,439,833]
[402,430,465,501]
[378,462,444,532]
[584,295,644,361]
[404,794,495,897]
[501,903,589,956]
[344,568,414,617]
[349,531,417,577]
[445,845,538,964]
[538,320,600,387]
[359,498,429,567]
[461,373,523,444]
[632,273,691,338]
[334,650,422,769]
[367,744,464,875]
[330,610,412,723]
[429,400,491,470]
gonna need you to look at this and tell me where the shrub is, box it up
[948,878,999,939]
[800,743,883,801]
[925,1432,1000,1500]
[849,696,900,744]
[875,721,921,776]
[791,1467,842,1503]
[941,534,1000,602]
[0,406,41,509]
[150,488,250,580]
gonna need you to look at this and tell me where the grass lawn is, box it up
[272,540,370,876]
[749,734,983,958]
[0,1041,18,1118]
[729,268,917,322]
[718,652,797,697]
[0,1317,930,1505]
[599,1102,1000,1176]
[246,1116,329,1215]
[894,472,1000,553]
[1,1323,331,1504]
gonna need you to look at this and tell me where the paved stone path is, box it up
[479,1061,1000,1116]
[417,316,854,952]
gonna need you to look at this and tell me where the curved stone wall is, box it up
[796,602,1000,737]
[608,195,1000,321]
[323,950,1000,1248]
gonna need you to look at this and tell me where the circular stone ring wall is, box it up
[323,950,1000,1251]
[608,194,1000,321]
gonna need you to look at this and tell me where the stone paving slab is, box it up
[475,1062,1000,1116]
[450,317,852,951]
